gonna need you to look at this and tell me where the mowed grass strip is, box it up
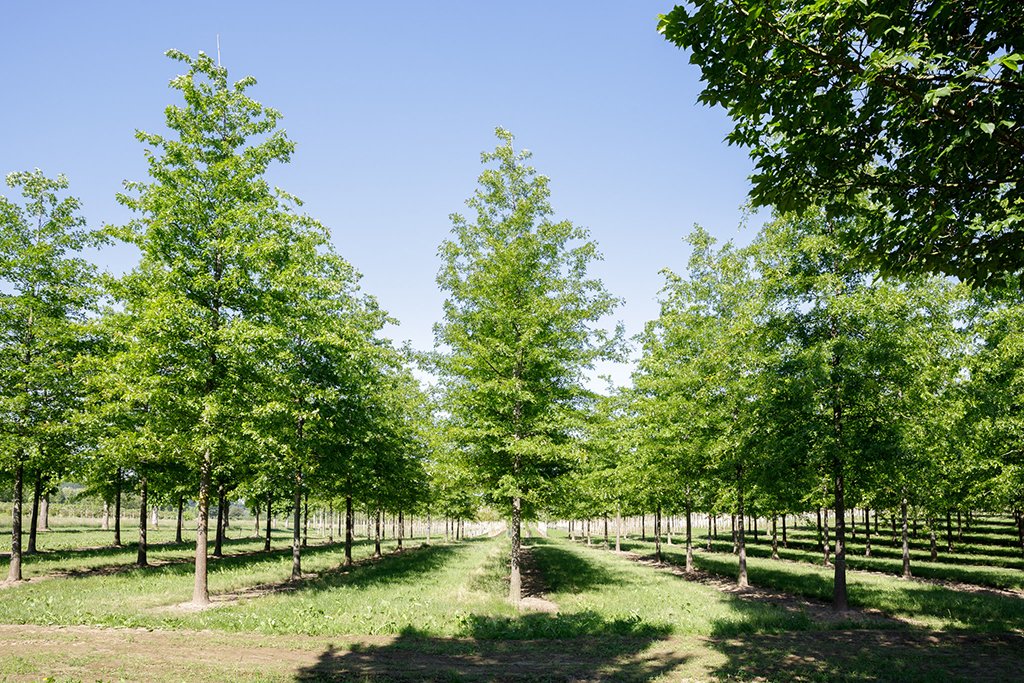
[0,535,522,635]
[614,537,1024,632]
[460,535,812,640]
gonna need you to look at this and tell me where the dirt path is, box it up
[2,623,1022,682]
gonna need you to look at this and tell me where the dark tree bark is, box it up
[397,510,404,551]
[328,501,333,544]
[40,490,50,532]
[901,495,912,579]
[114,468,122,547]
[946,510,953,552]
[176,495,184,544]
[654,504,662,563]
[771,515,780,560]
[137,476,148,567]
[7,455,24,581]
[214,484,225,558]
[291,468,302,580]
[736,464,748,589]
[782,514,788,547]
[28,471,41,555]
[685,489,694,572]
[264,493,272,552]
[929,517,938,561]
[192,450,212,605]
[373,507,382,558]
[603,513,609,549]
[102,500,110,531]
[510,496,522,603]
[864,507,872,557]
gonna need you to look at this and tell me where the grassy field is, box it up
[0,520,1022,682]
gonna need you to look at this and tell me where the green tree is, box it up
[433,128,622,603]
[0,170,98,581]
[108,49,322,604]
[658,1,1024,286]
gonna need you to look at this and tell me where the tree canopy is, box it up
[658,1,1024,286]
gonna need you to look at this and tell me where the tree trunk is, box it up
[344,494,354,566]
[7,456,24,581]
[957,510,963,542]
[373,507,382,558]
[666,514,673,545]
[641,514,646,541]
[864,507,872,557]
[137,476,148,567]
[832,456,848,612]
[731,513,738,554]
[736,464,748,589]
[782,514,787,547]
[28,472,41,555]
[685,489,694,573]
[176,495,184,544]
[654,504,662,563]
[214,484,225,557]
[586,517,592,545]
[603,513,609,549]
[901,495,912,579]
[114,468,122,547]
[102,500,110,531]
[427,512,432,545]
[929,517,937,561]
[707,513,713,551]
[615,505,621,552]
[151,505,159,531]
[771,515,780,560]
[328,501,333,544]
[265,493,272,552]
[946,510,953,552]
[302,493,309,548]
[510,495,522,604]
[397,510,404,550]
[291,468,302,580]
[192,451,212,605]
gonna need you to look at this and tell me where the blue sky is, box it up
[2,1,764,388]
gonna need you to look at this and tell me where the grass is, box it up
[609,536,1024,632]
[1,526,1023,682]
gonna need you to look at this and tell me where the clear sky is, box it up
[2,1,764,389]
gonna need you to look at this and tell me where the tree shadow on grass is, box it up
[293,624,690,683]
[704,630,1024,683]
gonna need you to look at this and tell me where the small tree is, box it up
[433,128,622,603]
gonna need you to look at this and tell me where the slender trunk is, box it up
[137,476,148,567]
[328,501,333,544]
[771,515,779,560]
[151,505,158,530]
[945,510,953,552]
[344,494,354,566]
[667,515,673,546]
[654,504,662,563]
[603,513,609,549]
[254,509,260,538]
[685,489,694,573]
[28,472,41,555]
[192,450,212,605]
[833,455,848,612]
[615,505,621,552]
[864,507,872,557]
[901,495,912,579]
[102,500,110,531]
[782,514,788,547]
[291,468,302,580]
[957,510,963,542]
[176,495,184,544]
[114,468,122,547]
[816,506,822,549]
[264,493,272,552]
[302,493,309,549]
[7,456,24,581]
[397,510,404,550]
[929,517,937,561]
[373,507,382,558]
[1016,508,1024,561]
[214,484,225,557]
[736,464,748,589]
[510,496,522,604]
[752,515,757,542]
[706,513,712,551]
[641,514,646,541]
[731,513,738,554]
[586,517,591,545]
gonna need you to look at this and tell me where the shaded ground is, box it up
[2,624,1023,682]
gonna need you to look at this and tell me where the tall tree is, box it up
[108,49,322,605]
[433,128,622,603]
[1,170,98,581]
[659,1,1024,286]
